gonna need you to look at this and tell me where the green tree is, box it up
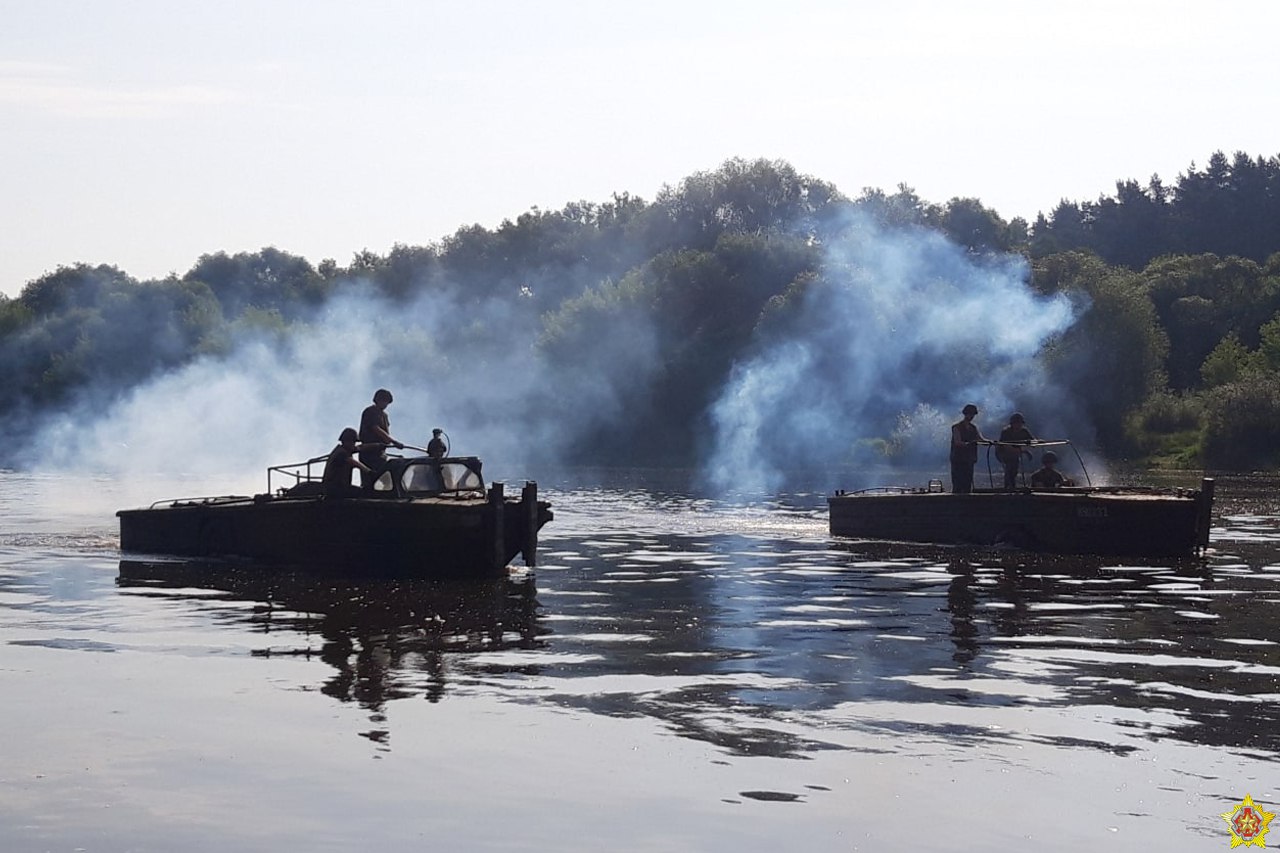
[0,294,32,338]
[1088,178,1171,268]
[1255,311,1280,370]
[1033,253,1168,450]
[1122,391,1206,464]
[1030,200,1090,257]
[18,264,135,316]
[929,197,1017,253]
[1142,253,1280,390]
[536,231,818,462]
[1201,377,1280,469]
[1030,150,1280,268]
[1199,332,1256,387]
[851,183,931,229]
[647,158,842,252]
[185,248,328,319]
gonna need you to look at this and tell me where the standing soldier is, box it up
[358,388,404,488]
[996,412,1036,490]
[950,403,986,494]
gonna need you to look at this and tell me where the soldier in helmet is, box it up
[358,388,405,488]
[949,403,987,494]
[1030,450,1075,488]
[426,428,448,459]
[322,428,374,498]
[996,412,1036,490]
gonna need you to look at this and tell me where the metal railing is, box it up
[267,456,329,495]
[980,439,1093,488]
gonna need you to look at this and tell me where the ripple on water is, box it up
[3,474,1280,849]
[756,618,871,628]
[555,633,656,643]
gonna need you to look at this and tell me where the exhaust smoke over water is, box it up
[28,215,1094,498]
[705,215,1084,494]
[5,202,1274,851]
[28,284,651,487]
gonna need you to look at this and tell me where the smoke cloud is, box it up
[26,213,1090,500]
[704,213,1082,493]
[29,270,662,492]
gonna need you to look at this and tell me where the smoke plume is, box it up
[31,276,658,490]
[704,213,1082,493]
[26,213,1089,500]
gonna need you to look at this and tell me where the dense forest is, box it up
[2,151,1279,478]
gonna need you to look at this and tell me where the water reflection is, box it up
[527,533,1280,760]
[113,505,1280,765]
[117,560,546,749]
[8,471,1280,849]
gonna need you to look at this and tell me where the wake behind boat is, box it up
[117,453,553,577]
[828,440,1214,557]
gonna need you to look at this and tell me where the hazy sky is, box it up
[2,0,1277,296]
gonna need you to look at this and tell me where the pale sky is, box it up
[2,0,1277,297]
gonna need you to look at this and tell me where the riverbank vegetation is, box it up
[2,152,1278,470]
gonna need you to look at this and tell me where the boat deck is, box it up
[119,469,552,577]
[828,482,1214,557]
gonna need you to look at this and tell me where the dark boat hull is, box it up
[828,484,1213,557]
[118,489,552,578]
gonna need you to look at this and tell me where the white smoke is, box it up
[28,213,1092,498]
[704,213,1082,494]
[31,277,656,487]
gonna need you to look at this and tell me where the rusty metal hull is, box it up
[828,485,1213,557]
[118,492,552,578]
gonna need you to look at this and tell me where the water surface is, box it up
[1,469,1277,851]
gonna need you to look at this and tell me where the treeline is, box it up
[1033,250,1280,467]
[1030,151,1280,268]
[1,152,1279,470]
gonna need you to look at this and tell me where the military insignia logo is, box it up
[1221,794,1275,848]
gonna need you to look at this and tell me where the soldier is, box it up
[427,428,448,459]
[358,388,404,488]
[1030,451,1076,488]
[996,412,1036,490]
[322,428,373,497]
[950,403,987,494]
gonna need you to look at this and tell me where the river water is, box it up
[0,468,1277,852]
